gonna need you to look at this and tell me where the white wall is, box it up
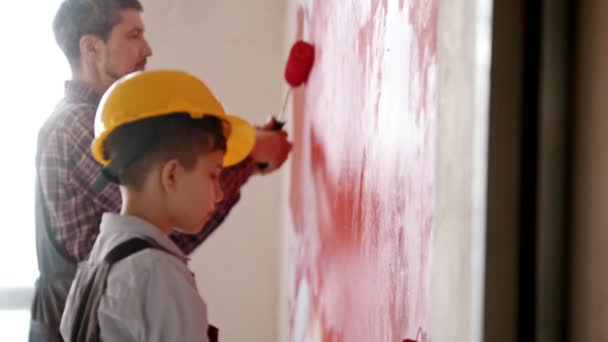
[140,1,287,341]
[432,0,493,341]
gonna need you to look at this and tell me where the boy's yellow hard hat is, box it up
[92,69,256,167]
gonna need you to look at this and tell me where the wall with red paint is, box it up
[286,1,437,341]
[140,1,492,341]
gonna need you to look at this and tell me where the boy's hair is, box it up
[53,0,143,68]
[104,113,227,189]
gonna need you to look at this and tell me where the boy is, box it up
[59,69,256,342]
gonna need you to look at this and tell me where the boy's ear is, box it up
[160,159,181,192]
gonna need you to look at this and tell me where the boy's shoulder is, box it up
[85,231,191,281]
[112,246,186,274]
[106,242,195,288]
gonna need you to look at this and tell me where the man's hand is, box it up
[251,128,292,174]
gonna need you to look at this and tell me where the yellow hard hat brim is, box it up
[220,113,256,167]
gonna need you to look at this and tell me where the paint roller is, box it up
[256,40,315,171]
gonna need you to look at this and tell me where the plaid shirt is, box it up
[38,80,255,261]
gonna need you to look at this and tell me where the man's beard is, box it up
[105,65,125,82]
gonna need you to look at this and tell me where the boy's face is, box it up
[165,151,225,234]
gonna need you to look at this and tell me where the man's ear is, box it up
[79,34,101,61]
[160,159,181,193]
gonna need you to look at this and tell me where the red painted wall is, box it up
[288,1,437,341]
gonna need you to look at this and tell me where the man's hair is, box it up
[104,113,228,189]
[53,0,143,68]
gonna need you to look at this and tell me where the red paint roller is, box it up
[265,40,315,130]
[256,40,314,171]
[285,40,316,87]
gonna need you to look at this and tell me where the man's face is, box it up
[94,9,152,88]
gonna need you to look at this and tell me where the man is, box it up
[29,1,291,341]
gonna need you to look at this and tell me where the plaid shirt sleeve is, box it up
[39,106,255,261]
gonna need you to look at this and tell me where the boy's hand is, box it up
[251,128,292,174]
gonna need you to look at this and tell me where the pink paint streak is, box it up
[289,0,437,341]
